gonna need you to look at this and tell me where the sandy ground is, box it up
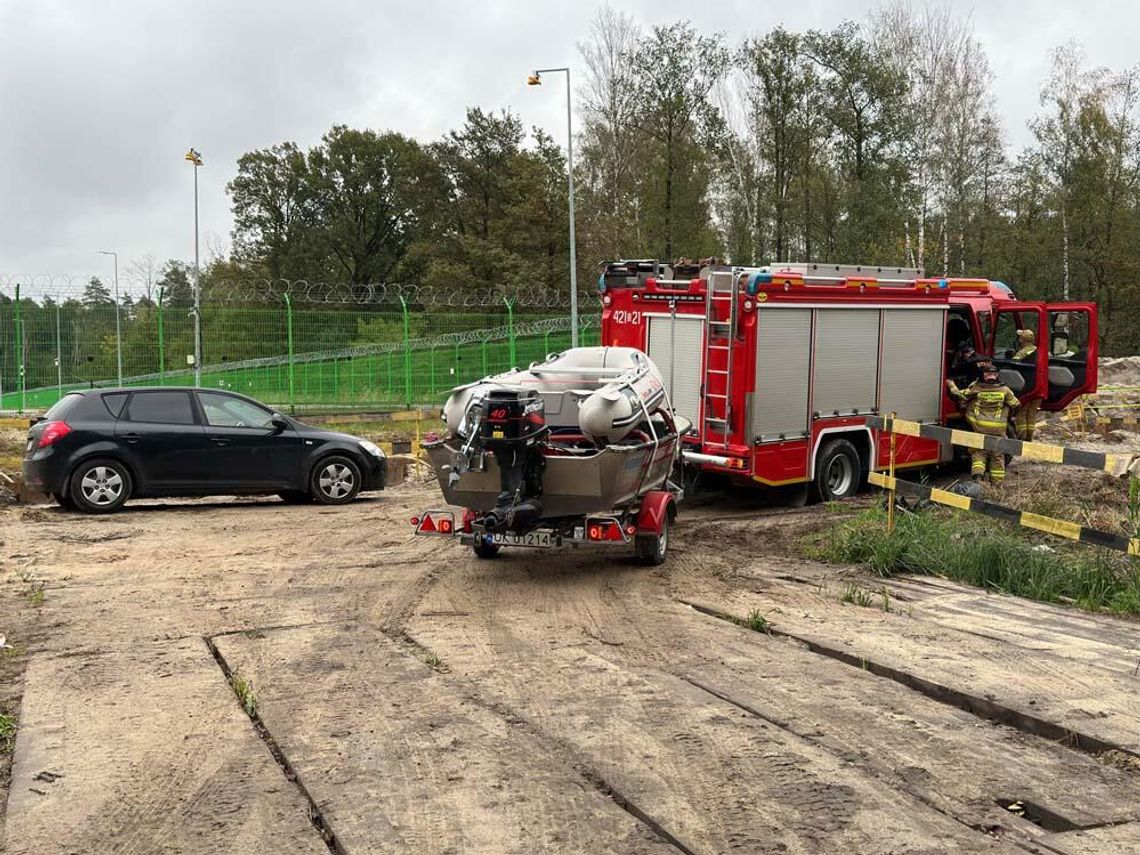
[1,465,1139,855]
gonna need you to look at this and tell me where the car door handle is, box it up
[211,437,231,447]
[123,433,141,444]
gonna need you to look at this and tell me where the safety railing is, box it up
[868,414,1140,556]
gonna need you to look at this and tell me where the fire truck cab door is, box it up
[1041,302,1098,410]
[988,302,1048,406]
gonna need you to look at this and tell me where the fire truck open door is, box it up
[989,302,1047,407]
[1042,302,1098,410]
[988,302,1097,412]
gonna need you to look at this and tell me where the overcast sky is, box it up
[1,0,1134,287]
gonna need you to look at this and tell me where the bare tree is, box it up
[578,5,643,256]
[1033,42,1110,298]
[125,253,159,302]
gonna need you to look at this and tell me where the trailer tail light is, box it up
[413,511,455,535]
[602,294,612,306]
[586,518,624,541]
[37,420,72,448]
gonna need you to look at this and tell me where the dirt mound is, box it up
[1099,355,1140,387]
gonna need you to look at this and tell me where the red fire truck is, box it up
[599,261,1098,500]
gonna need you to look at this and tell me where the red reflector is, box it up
[37,420,72,448]
[625,525,636,536]
[420,514,437,533]
[605,523,623,541]
[410,516,420,527]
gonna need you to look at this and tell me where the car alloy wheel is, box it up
[80,465,124,507]
[318,462,355,500]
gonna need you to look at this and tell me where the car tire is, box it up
[278,490,312,504]
[310,455,362,505]
[473,538,501,559]
[814,438,861,502]
[69,458,131,514]
[635,514,669,566]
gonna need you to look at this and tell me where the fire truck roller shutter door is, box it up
[879,308,946,423]
[646,315,704,428]
[751,308,812,441]
[813,309,880,416]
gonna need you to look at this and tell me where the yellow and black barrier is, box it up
[868,471,1140,556]
[867,415,1139,477]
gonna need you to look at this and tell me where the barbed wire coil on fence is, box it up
[1,277,594,308]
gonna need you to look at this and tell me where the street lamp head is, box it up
[527,73,542,86]
[97,250,115,257]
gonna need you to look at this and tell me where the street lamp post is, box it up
[528,67,579,348]
[97,250,122,385]
[185,148,203,386]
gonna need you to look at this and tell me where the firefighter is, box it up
[949,341,983,388]
[946,361,1020,483]
[1013,329,1040,441]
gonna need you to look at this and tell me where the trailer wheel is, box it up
[635,514,669,566]
[814,438,861,501]
[473,537,501,559]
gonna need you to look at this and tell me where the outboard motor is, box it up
[475,389,546,533]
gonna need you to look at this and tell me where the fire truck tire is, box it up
[473,538,501,559]
[635,515,669,565]
[814,438,861,502]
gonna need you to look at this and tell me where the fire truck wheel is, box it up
[635,515,669,566]
[814,438,861,502]
[473,538,501,559]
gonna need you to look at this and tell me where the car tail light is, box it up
[37,420,72,448]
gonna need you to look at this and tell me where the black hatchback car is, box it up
[22,388,386,513]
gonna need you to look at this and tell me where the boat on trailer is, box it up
[414,346,686,564]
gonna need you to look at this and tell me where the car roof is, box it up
[84,386,239,395]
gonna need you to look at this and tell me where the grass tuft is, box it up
[810,507,1140,616]
[0,712,15,752]
[839,583,893,612]
[231,671,257,716]
[736,609,771,633]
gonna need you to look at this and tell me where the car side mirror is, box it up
[271,416,289,433]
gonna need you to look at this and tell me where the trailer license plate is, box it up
[491,531,553,548]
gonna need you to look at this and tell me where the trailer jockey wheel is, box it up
[814,438,861,502]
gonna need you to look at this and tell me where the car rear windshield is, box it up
[42,394,85,420]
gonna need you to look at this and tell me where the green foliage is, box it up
[815,508,1140,615]
[737,609,771,633]
[231,671,257,717]
[0,712,15,752]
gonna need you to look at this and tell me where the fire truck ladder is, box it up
[701,269,738,449]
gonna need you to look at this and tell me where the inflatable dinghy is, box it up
[425,347,688,527]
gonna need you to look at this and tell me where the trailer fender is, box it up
[637,490,676,535]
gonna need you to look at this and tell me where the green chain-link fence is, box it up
[0,282,600,413]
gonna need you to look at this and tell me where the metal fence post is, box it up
[481,339,488,377]
[284,294,295,414]
[453,342,461,384]
[400,295,411,407]
[55,300,63,401]
[156,287,165,384]
[887,411,898,534]
[429,345,436,395]
[15,283,25,413]
[504,296,516,368]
